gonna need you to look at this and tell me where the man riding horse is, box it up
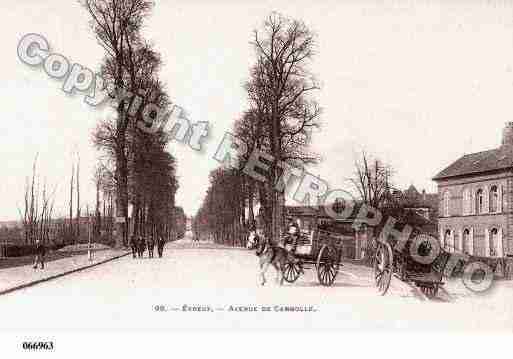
[246,220,303,285]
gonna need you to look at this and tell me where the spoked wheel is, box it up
[373,242,393,295]
[419,284,439,299]
[282,261,303,283]
[316,245,340,287]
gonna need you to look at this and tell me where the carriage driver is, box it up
[285,217,304,274]
[285,217,300,251]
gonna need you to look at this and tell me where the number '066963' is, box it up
[22,342,54,351]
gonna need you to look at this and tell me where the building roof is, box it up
[433,145,513,180]
[401,185,437,209]
[404,184,420,198]
[285,204,360,221]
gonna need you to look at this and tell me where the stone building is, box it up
[433,122,513,257]
[400,185,438,222]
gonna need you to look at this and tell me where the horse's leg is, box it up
[272,262,282,285]
[280,260,286,286]
[260,262,270,286]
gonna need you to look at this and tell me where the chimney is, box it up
[502,122,513,146]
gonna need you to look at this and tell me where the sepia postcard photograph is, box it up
[1,0,512,355]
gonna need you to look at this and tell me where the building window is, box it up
[489,186,498,213]
[501,185,505,212]
[476,189,484,214]
[462,188,471,215]
[463,228,471,255]
[489,228,498,257]
[444,229,453,252]
[443,191,450,217]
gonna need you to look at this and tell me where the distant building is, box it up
[400,185,438,221]
[433,122,513,257]
[386,185,439,236]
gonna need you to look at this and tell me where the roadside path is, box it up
[0,249,130,295]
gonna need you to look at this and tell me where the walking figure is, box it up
[138,236,146,258]
[33,239,45,270]
[130,235,137,259]
[147,236,155,258]
[157,236,165,258]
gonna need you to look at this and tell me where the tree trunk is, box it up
[115,149,128,248]
[76,156,80,240]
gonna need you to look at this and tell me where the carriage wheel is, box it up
[373,242,393,295]
[432,284,440,298]
[282,261,302,283]
[316,245,340,287]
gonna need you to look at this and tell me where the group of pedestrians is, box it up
[129,235,166,259]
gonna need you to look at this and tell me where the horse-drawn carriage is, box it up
[252,207,454,297]
[280,228,346,286]
[281,225,453,296]
[373,233,452,298]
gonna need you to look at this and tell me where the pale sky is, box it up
[2,0,513,221]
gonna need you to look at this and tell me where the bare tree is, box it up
[195,13,321,246]
[349,151,394,210]
[82,0,156,247]
[248,12,321,240]
[76,152,81,240]
[18,154,57,245]
[69,162,74,242]
[93,164,104,238]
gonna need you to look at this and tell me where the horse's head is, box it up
[246,230,260,250]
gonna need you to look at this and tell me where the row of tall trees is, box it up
[193,168,247,246]
[14,152,115,246]
[194,12,320,245]
[83,0,179,246]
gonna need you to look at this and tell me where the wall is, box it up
[436,170,512,256]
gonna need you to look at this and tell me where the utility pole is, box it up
[87,206,93,262]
